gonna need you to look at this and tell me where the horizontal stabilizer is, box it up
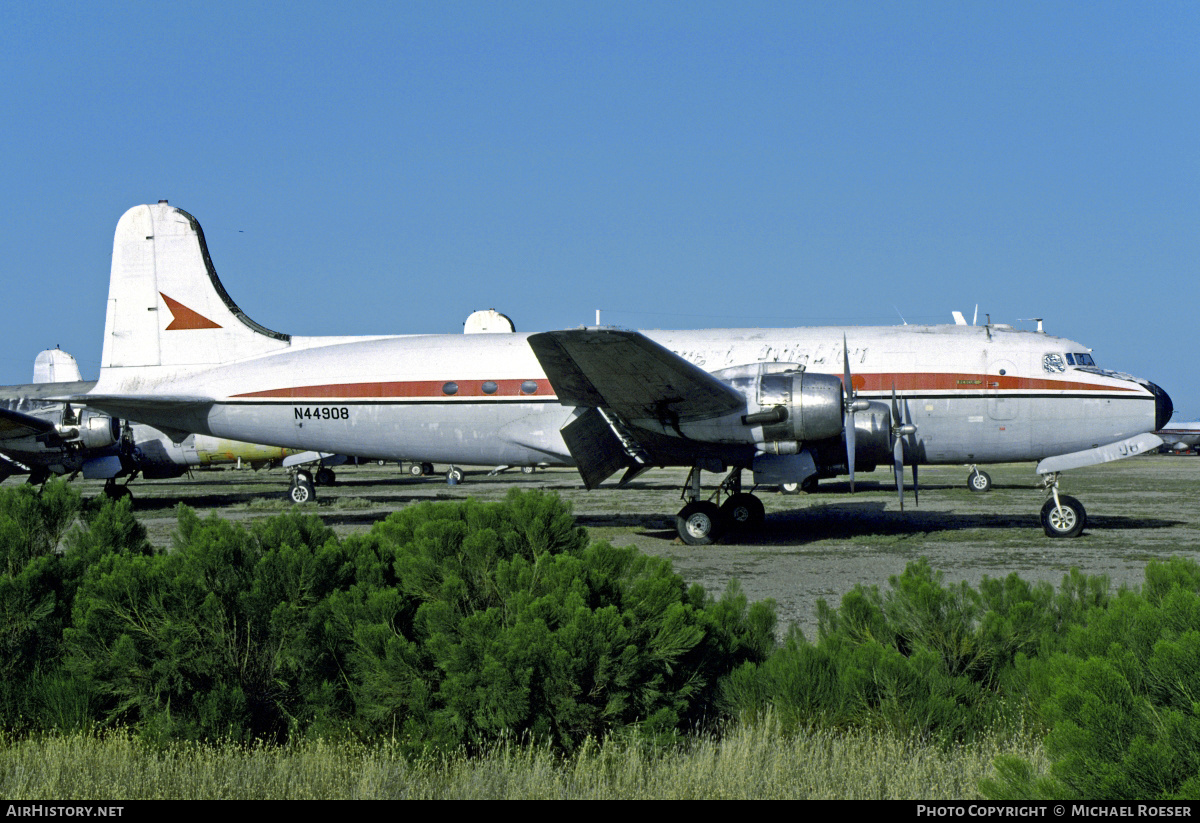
[528,329,745,424]
[1036,432,1163,474]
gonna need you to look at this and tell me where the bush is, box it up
[335,489,775,751]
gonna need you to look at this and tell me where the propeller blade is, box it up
[844,335,856,493]
[893,429,905,511]
[902,398,919,507]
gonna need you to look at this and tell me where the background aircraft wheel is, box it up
[720,493,765,531]
[675,501,726,545]
[968,470,992,493]
[422,462,434,475]
[410,463,425,477]
[801,476,818,492]
[288,480,316,504]
[521,465,536,475]
[779,482,800,495]
[446,466,464,485]
[316,467,336,486]
[1041,495,1086,538]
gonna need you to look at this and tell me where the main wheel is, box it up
[968,470,992,493]
[721,493,765,531]
[410,463,425,477]
[422,462,435,475]
[316,467,336,486]
[676,501,726,545]
[446,466,464,485]
[1041,495,1086,538]
[779,482,800,495]
[521,466,536,475]
[288,480,316,504]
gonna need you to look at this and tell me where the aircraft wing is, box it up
[527,329,745,424]
[528,329,750,488]
[0,408,58,442]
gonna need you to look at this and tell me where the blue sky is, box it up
[2,2,1196,414]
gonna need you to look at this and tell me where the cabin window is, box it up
[520,380,539,394]
[442,382,459,396]
[481,381,498,395]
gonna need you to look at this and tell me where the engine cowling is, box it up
[57,410,121,450]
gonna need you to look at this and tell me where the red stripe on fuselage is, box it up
[849,372,1139,394]
[229,372,1137,401]
[232,378,556,399]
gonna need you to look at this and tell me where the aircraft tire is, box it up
[1041,495,1086,538]
[521,466,536,475]
[410,464,425,477]
[779,482,800,495]
[422,462,435,475]
[316,468,336,486]
[446,466,464,485]
[288,480,316,504]
[676,501,726,545]
[968,470,992,493]
[721,493,765,531]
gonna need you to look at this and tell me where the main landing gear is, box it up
[675,467,765,545]
[103,478,134,501]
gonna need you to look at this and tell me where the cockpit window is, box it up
[1065,353,1096,367]
[1043,353,1065,373]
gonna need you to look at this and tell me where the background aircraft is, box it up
[79,203,1170,537]
[0,348,298,498]
[1155,422,1200,452]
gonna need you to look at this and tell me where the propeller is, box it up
[843,336,870,492]
[890,386,919,510]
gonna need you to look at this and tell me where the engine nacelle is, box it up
[57,410,121,450]
[711,364,844,449]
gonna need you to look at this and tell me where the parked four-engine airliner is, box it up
[75,202,1170,541]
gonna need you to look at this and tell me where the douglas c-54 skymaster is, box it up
[76,202,1171,542]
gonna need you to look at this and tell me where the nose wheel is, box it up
[1039,473,1086,537]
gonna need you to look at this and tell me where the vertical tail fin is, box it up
[101,202,291,370]
[33,348,83,383]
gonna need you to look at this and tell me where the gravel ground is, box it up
[78,454,1200,641]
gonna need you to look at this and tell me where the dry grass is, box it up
[0,717,1048,800]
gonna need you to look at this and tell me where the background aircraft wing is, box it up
[0,407,57,441]
[528,329,745,424]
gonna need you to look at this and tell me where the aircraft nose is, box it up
[1148,381,1174,431]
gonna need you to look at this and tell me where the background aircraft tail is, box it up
[101,201,291,371]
